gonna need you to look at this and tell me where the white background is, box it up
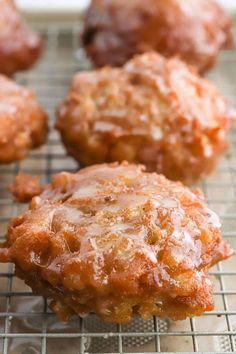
[16,0,90,13]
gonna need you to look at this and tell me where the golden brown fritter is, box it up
[83,0,232,73]
[0,163,232,323]
[56,52,232,184]
[8,173,43,202]
[0,0,43,76]
[0,75,47,163]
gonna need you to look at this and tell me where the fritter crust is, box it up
[8,173,43,202]
[83,0,232,73]
[0,75,47,163]
[56,52,231,184]
[0,163,232,323]
[0,0,43,76]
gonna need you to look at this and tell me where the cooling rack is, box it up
[0,20,236,354]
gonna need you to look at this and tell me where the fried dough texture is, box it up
[0,0,43,76]
[0,75,47,163]
[83,0,232,73]
[56,52,231,183]
[0,163,232,323]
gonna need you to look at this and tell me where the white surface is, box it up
[15,0,236,14]
[16,0,90,13]
[218,0,236,10]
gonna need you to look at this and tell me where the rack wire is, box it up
[0,19,236,354]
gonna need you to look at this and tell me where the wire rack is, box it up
[0,19,236,354]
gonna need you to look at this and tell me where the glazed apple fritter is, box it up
[83,0,232,73]
[56,52,232,184]
[0,0,42,76]
[0,75,47,163]
[0,163,232,323]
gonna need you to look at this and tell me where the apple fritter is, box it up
[0,163,232,323]
[83,0,232,73]
[0,0,43,76]
[0,75,47,163]
[56,52,232,183]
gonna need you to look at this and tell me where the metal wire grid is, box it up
[0,21,235,354]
